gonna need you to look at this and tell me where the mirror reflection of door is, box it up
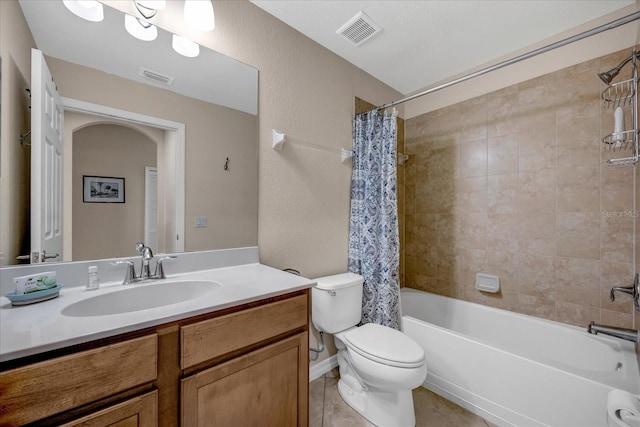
[71,122,160,261]
[29,48,63,264]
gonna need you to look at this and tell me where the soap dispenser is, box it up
[87,266,100,290]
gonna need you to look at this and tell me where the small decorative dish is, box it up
[5,284,62,306]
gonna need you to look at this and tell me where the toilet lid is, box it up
[343,323,425,368]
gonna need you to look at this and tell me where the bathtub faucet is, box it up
[609,273,640,312]
[587,321,639,344]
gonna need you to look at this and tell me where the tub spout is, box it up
[587,321,639,343]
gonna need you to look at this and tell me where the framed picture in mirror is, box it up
[83,175,125,203]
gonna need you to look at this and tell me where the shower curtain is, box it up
[348,109,401,330]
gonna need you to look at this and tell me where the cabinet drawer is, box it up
[181,294,308,369]
[60,390,158,427]
[0,334,157,426]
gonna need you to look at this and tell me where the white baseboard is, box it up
[309,355,338,382]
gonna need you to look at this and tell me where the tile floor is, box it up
[310,373,494,427]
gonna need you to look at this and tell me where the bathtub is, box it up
[400,288,640,427]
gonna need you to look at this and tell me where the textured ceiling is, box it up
[251,0,636,95]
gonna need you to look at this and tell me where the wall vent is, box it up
[139,67,174,85]
[336,11,381,46]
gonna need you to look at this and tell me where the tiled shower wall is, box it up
[404,47,638,329]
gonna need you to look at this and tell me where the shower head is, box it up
[598,52,639,85]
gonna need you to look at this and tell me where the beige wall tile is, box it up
[459,100,488,143]
[518,254,556,299]
[453,176,488,214]
[518,168,556,216]
[436,144,461,180]
[601,165,634,213]
[486,250,519,295]
[556,301,600,327]
[518,294,556,321]
[556,118,600,211]
[601,216,634,263]
[488,92,519,138]
[555,257,601,307]
[487,214,520,253]
[518,210,556,256]
[460,140,488,178]
[404,47,638,330]
[600,309,633,329]
[488,136,518,176]
[556,212,600,259]
[488,173,519,214]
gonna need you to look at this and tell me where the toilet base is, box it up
[337,376,416,427]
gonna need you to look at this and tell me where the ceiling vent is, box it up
[336,11,382,46]
[139,67,174,85]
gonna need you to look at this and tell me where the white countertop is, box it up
[0,263,314,363]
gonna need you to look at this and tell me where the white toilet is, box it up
[312,272,427,427]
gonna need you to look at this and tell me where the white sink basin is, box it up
[61,280,222,317]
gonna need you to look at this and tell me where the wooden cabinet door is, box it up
[60,391,157,427]
[181,332,308,427]
[0,335,157,426]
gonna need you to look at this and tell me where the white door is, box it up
[144,166,158,252]
[30,48,63,263]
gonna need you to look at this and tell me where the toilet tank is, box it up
[312,272,364,334]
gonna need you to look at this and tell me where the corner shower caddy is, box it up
[602,52,639,167]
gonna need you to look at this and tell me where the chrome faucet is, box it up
[586,273,640,344]
[587,321,639,344]
[111,242,177,284]
[136,242,154,279]
[610,273,640,312]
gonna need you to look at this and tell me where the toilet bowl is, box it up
[312,273,427,427]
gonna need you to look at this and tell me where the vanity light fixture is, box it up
[133,0,166,20]
[62,0,104,22]
[184,0,215,32]
[172,34,200,58]
[125,14,158,41]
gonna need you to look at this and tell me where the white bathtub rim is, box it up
[400,290,639,394]
[403,314,637,396]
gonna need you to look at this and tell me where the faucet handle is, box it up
[111,260,136,284]
[610,273,640,311]
[154,256,177,279]
[135,242,146,255]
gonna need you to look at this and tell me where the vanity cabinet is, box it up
[180,294,309,426]
[0,335,157,426]
[0,289,309,426]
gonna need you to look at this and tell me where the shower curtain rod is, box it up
[376,10,640,111]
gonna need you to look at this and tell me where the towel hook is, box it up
[19,130,31,146]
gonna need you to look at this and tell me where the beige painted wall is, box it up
[0,0,35,265]
[102,0,403,367]
[72,124,156,260]
[102,0,403,279]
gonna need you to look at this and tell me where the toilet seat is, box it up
[343,323,425,368]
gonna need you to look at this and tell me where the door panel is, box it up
[31,48,63,263]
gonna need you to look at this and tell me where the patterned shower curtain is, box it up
[348,109,400,330]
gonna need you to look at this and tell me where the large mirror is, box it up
[0,0,258,265]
